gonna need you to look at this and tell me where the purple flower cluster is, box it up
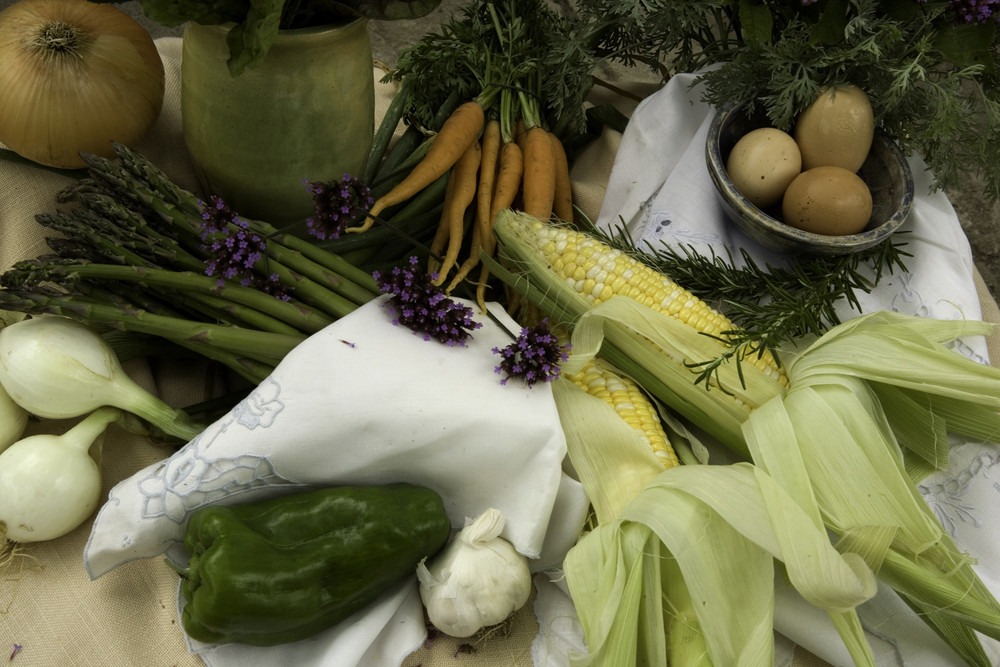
[304,174,373,240]
[492,319,570,387]
[373,256,481,346]
[199,195,288,299]
[946,0,1000,23]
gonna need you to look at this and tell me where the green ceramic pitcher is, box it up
[181,19,375,224]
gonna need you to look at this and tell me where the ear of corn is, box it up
[487,209,786,455]
[489,209,1000,663]
[552,377,664,524]
[565,356,679,470]
[512,214,785,384]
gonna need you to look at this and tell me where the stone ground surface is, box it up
[9,0,998,301]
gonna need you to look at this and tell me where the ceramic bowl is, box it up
[705,101,914,256]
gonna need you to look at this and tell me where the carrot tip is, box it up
[345,219,375,234]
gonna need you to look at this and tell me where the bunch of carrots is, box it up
[337,0,590,310]
[349,84,574,309]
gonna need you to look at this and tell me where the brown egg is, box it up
[794,85,874,173]
[725,127,802,209]
[781,166,873,236]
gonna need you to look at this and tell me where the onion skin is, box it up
[0,0,165,168]
[0,381,28,454]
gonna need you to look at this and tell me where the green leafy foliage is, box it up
[571,0,1000,201]
[388,0,594,138]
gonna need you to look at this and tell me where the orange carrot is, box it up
[487,140,524,246]
[474,139,524,309]
[447,119,501,293]
[505,283,523,317]
[474,263,493,312]
[446,213,483,294]
[432,140,481,285]
[348,100,485,233]
[520,126,556,221]
[427,170,459,276]
[550,132,574,222]
[476,119,503,245]
[513,118,527,151]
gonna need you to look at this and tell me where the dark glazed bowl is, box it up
[706,101,914,256]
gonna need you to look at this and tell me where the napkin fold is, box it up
[84,296,590,664]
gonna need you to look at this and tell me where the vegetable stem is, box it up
[5,261,334,334]
[0,289,304,362]
[63,406,124,453]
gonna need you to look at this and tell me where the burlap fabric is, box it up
[2,36,999,667]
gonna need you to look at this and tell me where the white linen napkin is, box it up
[576,71,1000,666]
[84,295,590,665]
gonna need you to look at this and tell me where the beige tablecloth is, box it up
[2,36,1000,667]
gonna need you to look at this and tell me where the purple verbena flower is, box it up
[199,195,290,300]
[921,0,1000,22]
[492,319,570,387]
[373,256,481,346]
[946,0,1000,22]
[304,174,373,240]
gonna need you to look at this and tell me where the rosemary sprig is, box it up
[588,219,910,382]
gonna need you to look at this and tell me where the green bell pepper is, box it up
[173,483,452,646]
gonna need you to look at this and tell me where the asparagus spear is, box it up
[0,288,304,363]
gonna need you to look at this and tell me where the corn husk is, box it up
[746,314,1000,666]
[490,212,1000,663]
[486,213,785,455]
[555,375,877,666]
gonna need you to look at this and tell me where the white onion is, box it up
[0,0,165,168]
[0,316,203,441]
[0,381,28,454]
[0,406,120,543]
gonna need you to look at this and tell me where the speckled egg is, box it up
[794,85,874,173]
[781,166,873,236]
[725,127,802,209]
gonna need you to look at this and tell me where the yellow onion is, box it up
[0,0,165,168]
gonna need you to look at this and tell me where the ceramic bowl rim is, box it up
[706,100,915,254]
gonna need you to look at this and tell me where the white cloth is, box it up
[84,296,591,665]
[578,72,1000,666]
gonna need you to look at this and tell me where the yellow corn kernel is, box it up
[567,357,680,469]
[528,223,786,385]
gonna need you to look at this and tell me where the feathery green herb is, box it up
[571,0,1000,201]
[586,220,910,380]
[386,0,595,138]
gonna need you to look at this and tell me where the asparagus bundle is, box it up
[0,143,382,384]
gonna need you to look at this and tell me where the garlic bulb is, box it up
[416,507,532,638]
[0,0,165,168]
